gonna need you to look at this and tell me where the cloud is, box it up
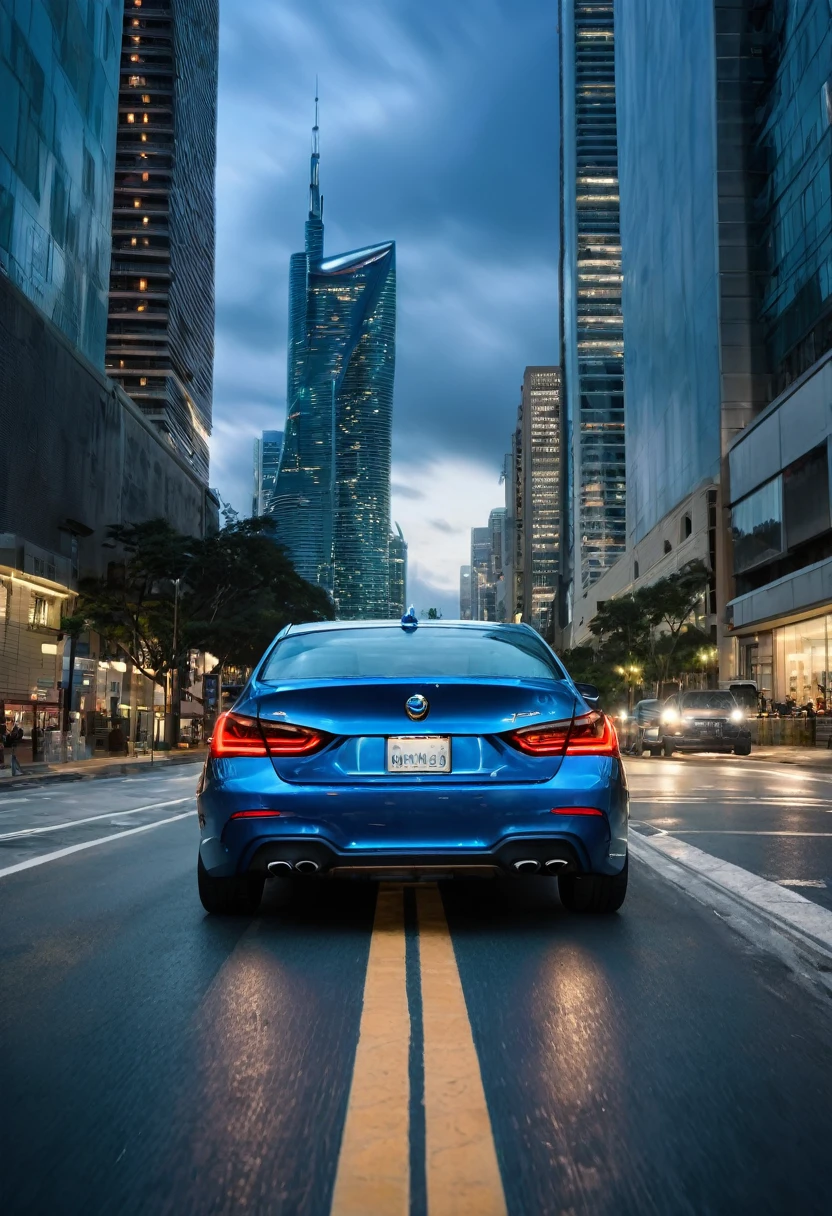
[212,0,559,609]
[428,519,458,535]
[391,482,426,501]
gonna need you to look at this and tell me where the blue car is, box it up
[196,618,629,914]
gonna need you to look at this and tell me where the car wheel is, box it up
[734,741,752,757]
[198,855,265,915]
[663,740,675,757]
[558,856,628,914]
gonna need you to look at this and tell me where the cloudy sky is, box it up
[212,0,559,617]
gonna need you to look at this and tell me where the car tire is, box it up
[198,855,265,915]
[558,856,628,914]
[663,740,675,757]
[734,741,752,757]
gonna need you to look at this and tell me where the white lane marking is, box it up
[658,830,832,837]
[778,879,827,889]
[0,811,196,879]
[0,797,191,840]
[630,797,830,806]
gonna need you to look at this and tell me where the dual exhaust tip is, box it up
[270,857,566,876]
[513,858,568,873]
[267,859,320,875]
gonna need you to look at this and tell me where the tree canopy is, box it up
[75,517,334,684]
[563,559,711,702]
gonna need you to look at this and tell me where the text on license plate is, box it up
[386,736,451,773]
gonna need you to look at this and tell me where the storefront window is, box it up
[732,477,783,573]
[773,616,832,710]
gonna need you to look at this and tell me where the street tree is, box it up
[76,518,334,691]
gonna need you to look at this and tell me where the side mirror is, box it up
[575,682,601,707]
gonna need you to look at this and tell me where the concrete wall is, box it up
[0,272,215,579]
[570,483,714,644]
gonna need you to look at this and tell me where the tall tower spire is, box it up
[309,82,321,221]
[305,82,324,261]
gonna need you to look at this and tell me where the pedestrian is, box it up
[8,724,24,776]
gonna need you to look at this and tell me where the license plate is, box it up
[386,736,451,773]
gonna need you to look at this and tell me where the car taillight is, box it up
[506,711,619,757]
[210,712,329,758]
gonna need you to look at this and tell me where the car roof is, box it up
[283,619,541,637]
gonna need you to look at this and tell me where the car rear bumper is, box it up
[197,754,628,879]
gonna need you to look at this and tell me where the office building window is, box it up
[732,477,783,573]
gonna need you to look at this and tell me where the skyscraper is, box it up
[252,430,284,517]
[105,0,219,484]
[559,0,625,604]
[521,367,561,637]
[388,523,407,618]
[470,525,494,621]
[0,0,122,365]
[459,565,472,620]
[271,98,396,619]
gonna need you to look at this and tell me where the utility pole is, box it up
[171,577,180,749]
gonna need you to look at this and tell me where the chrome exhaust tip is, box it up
[294,859,320,875]
[267,860,293,875]
[544,859,568,870]
[513,859,540,873]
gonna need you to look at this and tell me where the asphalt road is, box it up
[627,754,832,911]
[2,761,832,1215]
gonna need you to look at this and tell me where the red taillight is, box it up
[210,712,328,759]
[550,806,604,816]
[507,711,619,758]
[229,810,282,820]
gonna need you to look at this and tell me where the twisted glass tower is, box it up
[270,99,396,619]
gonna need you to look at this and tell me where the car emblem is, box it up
[405,694,429,721]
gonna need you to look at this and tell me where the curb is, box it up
[630,829,832,995]
[0,750,205,792]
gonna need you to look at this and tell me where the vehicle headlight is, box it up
[661,709,678,724]
[619,710,628,721]
[730,708,744,722]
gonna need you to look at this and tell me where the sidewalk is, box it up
[748,745,832,769]
[0,746,207,792]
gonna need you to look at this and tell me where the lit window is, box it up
[130,54,139,63]
[119,359,125,368]
[143,114,148,124]
[134,1,141,7]
[130,237,137,246]
[134,199,141,208]
[138,278,147,291]
[142,95,150,103]
[142,216,149,225]
[133,36,141,45]
[143,238,149,246]
[139,377,147,386]
[132,18,140,26]
[142,172,149,181]
[137,304,146,312]
[141,134,147,142]
[127,113,135,123]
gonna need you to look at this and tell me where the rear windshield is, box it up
[260,626,563,682]
[680,691,736,710]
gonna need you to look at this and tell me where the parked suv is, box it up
[643,690,752,757]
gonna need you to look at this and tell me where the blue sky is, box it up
[212,0,559,616]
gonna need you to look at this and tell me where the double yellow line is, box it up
[330,884,507,1216]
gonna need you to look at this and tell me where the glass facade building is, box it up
[0,0,123,365]
[520,366,561,636]
[754,1,832,397]
[388,523,407,618]
[252,429,283,517]
[272,103,396,619]
[105,0,219,484]
[559,0,626,596]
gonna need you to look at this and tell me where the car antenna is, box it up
[400,605,418,632]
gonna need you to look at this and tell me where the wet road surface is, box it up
[2,763,832,1215]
